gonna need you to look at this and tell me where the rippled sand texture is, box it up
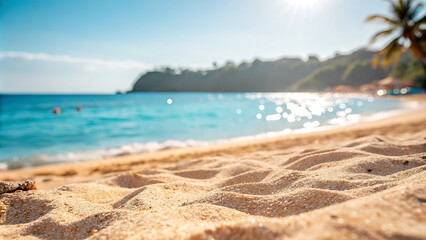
[0,133,425,239]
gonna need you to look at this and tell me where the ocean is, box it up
[0,92,418,170]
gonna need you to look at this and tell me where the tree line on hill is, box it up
[130,48,425,93]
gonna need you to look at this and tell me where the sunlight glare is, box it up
[289,0,321,8]
[276,0,329,21]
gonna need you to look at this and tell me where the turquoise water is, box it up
[0,93,412,169]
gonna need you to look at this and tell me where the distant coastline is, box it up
[130,48,424,93]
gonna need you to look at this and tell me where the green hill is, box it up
[291,60,388,91]
[130,49,424,92]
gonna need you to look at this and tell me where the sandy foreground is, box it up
[1,95,425,239]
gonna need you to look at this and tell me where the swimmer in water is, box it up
[52,107,61,114]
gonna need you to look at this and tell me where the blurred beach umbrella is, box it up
[366,0,425,73]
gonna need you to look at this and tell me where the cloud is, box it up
[0,51,153,70]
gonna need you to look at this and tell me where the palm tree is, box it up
[366,0,425,75]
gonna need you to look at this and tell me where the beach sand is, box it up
[0,95,425,239]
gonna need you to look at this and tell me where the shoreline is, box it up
[1,94,425,190]
[0,92,419,171]
[0,92,415,169]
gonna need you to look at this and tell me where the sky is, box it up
[0,0,408,93]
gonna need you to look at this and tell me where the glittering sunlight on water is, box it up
[0,92,415,169]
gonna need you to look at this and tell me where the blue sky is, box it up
[0,0,403,93]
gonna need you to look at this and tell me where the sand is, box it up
[0,95,425,239]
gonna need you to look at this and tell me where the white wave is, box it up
[0,163,8,171]
[358,100,421,122]
[2,140,210,170]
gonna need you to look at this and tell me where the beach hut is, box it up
[377,77,412,90]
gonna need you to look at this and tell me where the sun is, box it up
[276,0,327,19]
[275,0,329,23]
[288,0,321,9]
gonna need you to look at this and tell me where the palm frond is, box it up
[365,15,397,24]
[372,53,382,69]
[420,39,426,53]
[369,28,397,44]
[408,42,425,60]
[413,14,426,30]
[391,1,405,22]
[368,0,425,71]
[382,39,405,68]
[372,37,403,69]
[407,1,424,21]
